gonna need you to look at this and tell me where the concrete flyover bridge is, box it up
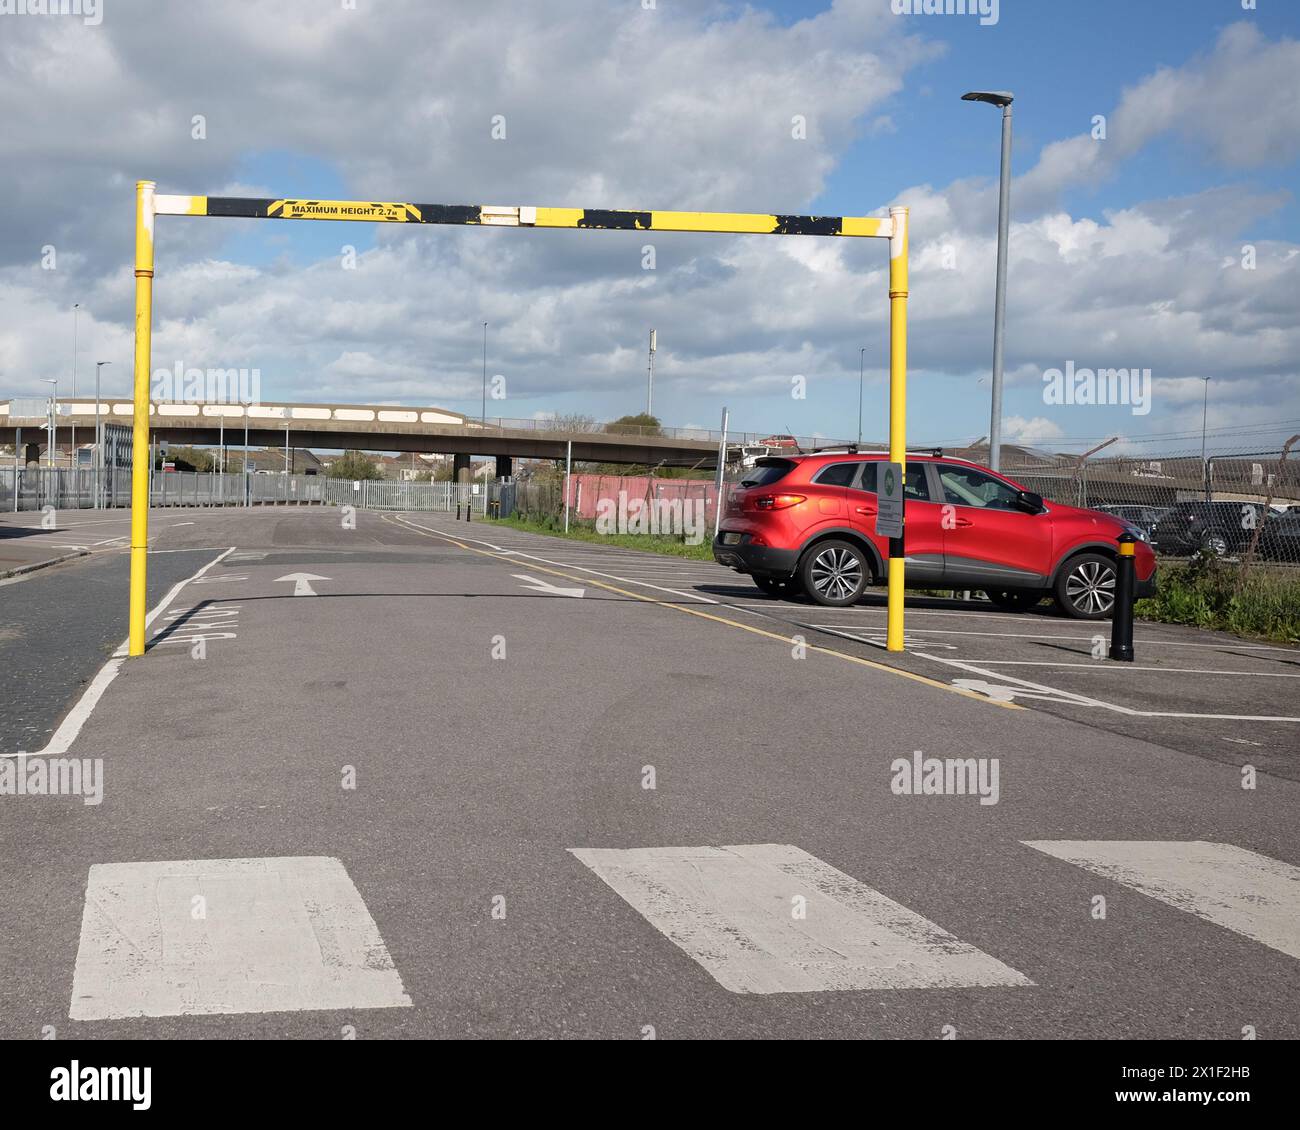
[1,399,728,471]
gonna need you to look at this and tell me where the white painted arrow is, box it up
[512,573,584,598]
[275,572,330,596]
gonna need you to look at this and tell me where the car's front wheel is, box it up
[801,540,870,607]
[984,588,1043,612]
[1054,553,1118,619]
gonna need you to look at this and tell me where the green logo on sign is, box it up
[884,467,896,496]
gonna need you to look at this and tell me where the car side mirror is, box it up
[1015,490,1045,515]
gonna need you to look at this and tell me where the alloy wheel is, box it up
[1064,559,1116,615]
[810,546,863,602]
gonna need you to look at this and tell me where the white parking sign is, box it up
[876,461,904,538]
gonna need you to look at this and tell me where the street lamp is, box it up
[963,89,1014,472]
[95,361,111,508]
[481,321,488,426]
[40,378,58,469]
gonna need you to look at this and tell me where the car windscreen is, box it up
[739,459,796,487]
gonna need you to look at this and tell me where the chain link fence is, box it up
[7,439,1298,566]
[3,469,501,515]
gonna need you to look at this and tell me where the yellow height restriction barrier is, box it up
[129,187,910,654]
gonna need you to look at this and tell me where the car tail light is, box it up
[754,493,806,511]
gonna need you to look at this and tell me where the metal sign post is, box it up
[128,187,909,655]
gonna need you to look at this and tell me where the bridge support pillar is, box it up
[494,455,512,480]
[24,442,42,466]
[453,453,471,483]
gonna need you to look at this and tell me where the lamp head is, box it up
[962,91,1014,107]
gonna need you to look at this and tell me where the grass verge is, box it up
[496,513,715,560]
[1136,555,1300,645]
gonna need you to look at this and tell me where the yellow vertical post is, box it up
[128,180,155,656]
[886,205,909,652]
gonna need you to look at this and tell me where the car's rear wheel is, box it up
[1054,553,1117,619]
[753,575,802,599]
[984,588,1042,611]
[801,540,869,607]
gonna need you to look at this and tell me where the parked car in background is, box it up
[713,451,1156,618]
[1094,504,1168,540]
[1258,509,1300,563]
[1149,501,1269,557]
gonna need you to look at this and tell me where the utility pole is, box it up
[71,303,79,470]
[647,329,656,418]
[41,379,57,468]
[482,321,488,425]
[714,406,730,538]
[94,361,110,508]
[1201,376,1211,500]
[857,347,865,446]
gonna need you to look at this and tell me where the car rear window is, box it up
[812,462,859,487]
[739,459,796,487]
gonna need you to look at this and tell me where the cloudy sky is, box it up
[2,0,1298,456]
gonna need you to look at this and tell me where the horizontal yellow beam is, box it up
[151,195,893,238]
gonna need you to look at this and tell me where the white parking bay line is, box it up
[569,844,1032,994]
[70,857,412,1020]
[914,652,1300,722]
[1022,841,1300,961]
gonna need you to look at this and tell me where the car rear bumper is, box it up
[712,532,799,577]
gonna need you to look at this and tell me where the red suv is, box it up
[712,451,1157,618]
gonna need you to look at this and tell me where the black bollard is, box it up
[1108,532,1136,662]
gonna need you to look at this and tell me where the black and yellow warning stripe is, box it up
[152,196,890,238]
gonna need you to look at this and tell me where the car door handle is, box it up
[855,505,877,515]
[952,518,973,527]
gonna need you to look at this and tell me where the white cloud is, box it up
[0,5,1297,451]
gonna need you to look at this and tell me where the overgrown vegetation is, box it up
[1136,553,1300,644]
[325,450,382,480]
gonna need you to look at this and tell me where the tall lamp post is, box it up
[95,361,111,508]
[962,89,1014,472]
[41,378,58,469]
[481,321,488,426]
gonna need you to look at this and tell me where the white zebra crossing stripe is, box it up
[70,857,412,1020]
[1022,840,1300,961]
[569,843,1032,994]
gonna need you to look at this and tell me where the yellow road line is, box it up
[382,514,1022,711]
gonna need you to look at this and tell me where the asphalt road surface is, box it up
[1,507,1296,1039]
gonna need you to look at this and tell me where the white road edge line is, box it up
[2,546,236,760]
